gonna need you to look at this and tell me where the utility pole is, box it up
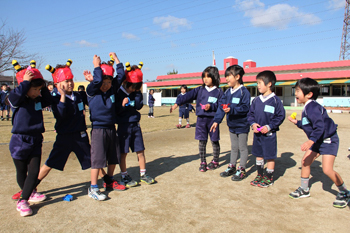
[340,0,350,60]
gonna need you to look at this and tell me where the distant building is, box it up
[0,74,17,88]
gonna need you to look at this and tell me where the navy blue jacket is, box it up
[115,86,143,123]
[214,85,251,134]
[247,93,285,132]
[87,63,125,129]
[148,94,155,107]
[0,90,9,105]
[51,91,87,134]
[178,93,194,112]
[8,81,52,135]
[176,86,223,117]
[296,100,337,143]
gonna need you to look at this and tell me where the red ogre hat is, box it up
[101,63,114,77]
[45,59,74,84]
[12,60,43,85]
[125,61,143,83]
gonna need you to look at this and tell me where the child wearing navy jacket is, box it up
[247,70,285,188]
[0,84,10,120]
[84,53,126,201]
[116,62,155,187]
[176,85,195,129]
[9,61,50,217]
[171,66,223,172]
[148,89,155,118]
[288,78,350,208]
[211,65,251,181]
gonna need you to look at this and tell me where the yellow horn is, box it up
[138,61,143,69]
[12,60,22,72]
[45,64,56,74]
[66,59,72,67]
[30,60,36,68]
[108,55,115,65]
[126,62,131,72]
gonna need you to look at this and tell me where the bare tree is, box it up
[0,20,40,74]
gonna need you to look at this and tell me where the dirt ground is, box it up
[1,106,350,232]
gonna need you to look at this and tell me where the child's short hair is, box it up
[295,78,320,100]
[1,84,7,88]
[30,78,46,88]
[202,66,220,87]
[125,82,142,91]
[47,81,53,86]
[256,70,276,91]
[180,85,187,91]
[225,65,245,84]
[78,85,85,91]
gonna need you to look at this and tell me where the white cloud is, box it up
[63,42,71,47]
[153,15,191,32]
[122,32,140,40]
[76,40,98,47]
[328,0,345,9]
[235,0,321,29]
[143,67,151,71]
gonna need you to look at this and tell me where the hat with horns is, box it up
[12,60,43,85]
[125,62,143,83]
[45,59,73,83]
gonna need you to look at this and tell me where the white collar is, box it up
[303,100,313,112]
[57,91,75,101]
[205,86,217,92]
[259,92,275,103]
[120,85,130,96]
[180,93,186,95]
[230,85,243,95]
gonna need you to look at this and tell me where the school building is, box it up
[145,57,350,107]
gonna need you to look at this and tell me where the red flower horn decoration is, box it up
[125,62,143,83]
[46,59,73,83]
[101,63,115,77]
[13,60,43,85]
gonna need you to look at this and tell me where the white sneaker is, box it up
[88,187,107,201]
[28,190,46,203]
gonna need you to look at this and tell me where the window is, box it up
[291,87,295,96]
[226,62,230,68]
[332,85,343,96]
[245,65,249,69]
[275,87,283,96]
[162,89,171,97]
[320,85,330,96]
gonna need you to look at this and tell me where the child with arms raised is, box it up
[247,70,285,188]
[171,66,223,172]
[210,65,250,180]
[288,78,350,208]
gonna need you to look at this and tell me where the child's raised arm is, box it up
[8,70,34,108]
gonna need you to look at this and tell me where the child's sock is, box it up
[211,141,220,162]
[140,169,146,176]
[186,119,190,125]
[301,177,309,191]
[256,159,264,175]
[103,175,113,184]
[337,183,349,193]
[90,184,98,189]
[199,140,207,163]
[266,168,274,180]
[121,171,128,178]
[179,118,182,125]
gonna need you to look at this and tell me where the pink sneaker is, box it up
[176,124,181,129]
[185,124,191,128]
[28,190,46,203]
[17,200,32,217]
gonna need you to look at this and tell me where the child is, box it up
[247,70,285,188]
[9,60,50,216]
[84,53,126,201]
[78,85,88,112]
[148,89,155,118]
[46,81,54,112]
[0,84,10,121]
[170,66,223,172]
[288,78,350,208]
[210,65,251,180]
[176,85,195,129]
[116,61,155,187]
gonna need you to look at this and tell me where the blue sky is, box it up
[0,0,346,82]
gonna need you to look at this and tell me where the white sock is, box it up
[140,169,146,176]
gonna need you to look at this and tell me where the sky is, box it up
[0,0,346,82]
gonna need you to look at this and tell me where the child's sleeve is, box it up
[213,92,227,124]
[231,89,251,116]
[247,98,256,126]
[8,81,31,108]
[86,67,103,97]
[134,91,143,110]
[40,86,53,108]
[306,105,325,142]
[176,87,198,106]
[112,63,126,92]
[268,97,285,130]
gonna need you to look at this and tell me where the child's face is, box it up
[1,85,7,91]
[226,74,240,88]
[125,85,138,94]
[60,79,74,94]
[27,85,43,99]
[100,79,112,93]
[47,85,53,91]
[257,79,271,95]
[149,90,154,95]
[180,87,186,94]
[295,86,310,104]
[202,73,213,87]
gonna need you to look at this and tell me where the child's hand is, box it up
[57,82,66,95]
[210,122,218,133]
[301,140,314,151]
[224,107,230,113]
[93,55,101,68]
[122,97,129,107]
[204,104,211,111]
[252,123,261,133]
[259,126,269,134]
[109,52,120,64]
[170,104,178,113]
[287,116,297,124]
[83,70,93,82]
[23,70,34,82]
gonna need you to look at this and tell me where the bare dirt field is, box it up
[1,106,350,232]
